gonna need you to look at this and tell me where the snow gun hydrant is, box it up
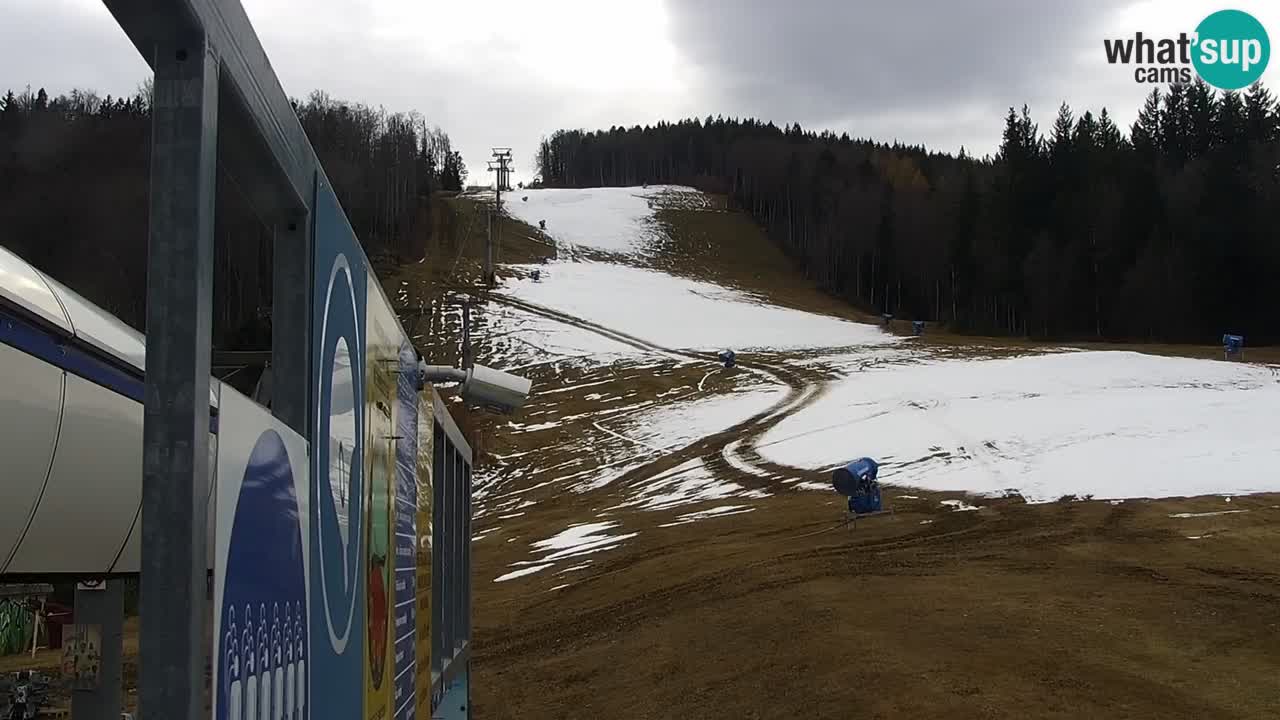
[832,457,883,527]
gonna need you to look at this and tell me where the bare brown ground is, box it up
[473,488,1280,720]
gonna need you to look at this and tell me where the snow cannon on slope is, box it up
[833,457,882,517]
[718,350,736,369]
[1223,333,1244,360]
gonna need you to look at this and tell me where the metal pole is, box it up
[491,157,500,287]
[140,29,218,720]
[71,582,124,720]
[461,301,473,370]
[484,210,493,286]
[271,212,311,432]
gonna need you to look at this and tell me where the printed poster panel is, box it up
[213,387,310,720]
[364,276,399,720]
[414,394,434,718]
[310,181,367,720]
[392,340,420,720]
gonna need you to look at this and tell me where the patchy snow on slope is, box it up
[504,186,672,255]
[610,382,788,451]
[481,301,649,369]
[611,457,768,512]
[576,383,785,503]
[531,521,638,562]
[501,260,890,351]
[759,350,1280,503]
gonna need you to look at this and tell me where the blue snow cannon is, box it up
[719,350,736,369]
[1223,334,1243,359]
[832,457,881,514]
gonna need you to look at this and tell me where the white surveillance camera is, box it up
[417,361,533,413]
[461,364,532,413]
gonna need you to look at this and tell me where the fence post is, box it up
[139,27,218,720]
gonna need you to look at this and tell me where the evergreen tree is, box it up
[1131,88,1162,157]
[1244,82,1278,144]
[1161,82,1188,165]
[1185,78,1217,158]
[1049,103,1075,170]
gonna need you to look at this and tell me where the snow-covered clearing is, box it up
[758,350,1280,503]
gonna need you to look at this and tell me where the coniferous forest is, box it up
[0,85,465,342]
[537,79,1280,344]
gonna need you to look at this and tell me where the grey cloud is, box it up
[665,0,1131,152]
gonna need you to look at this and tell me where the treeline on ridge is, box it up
[536,79,1280,344]
[0,85,466,343]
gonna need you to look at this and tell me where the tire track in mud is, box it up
[486,293,833,494]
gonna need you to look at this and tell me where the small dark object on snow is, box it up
[522,196,529,202]
[833,457,881,514]
[531,269,541,282]
[718,350,736,368]
[913,320,925,336]
[539,219,546,230]
[1223,333,1244,360]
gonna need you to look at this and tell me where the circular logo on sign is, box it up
[1193,10,1270,90]
[315,255,364,656]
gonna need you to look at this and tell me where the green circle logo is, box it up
[1192,10,1270,90]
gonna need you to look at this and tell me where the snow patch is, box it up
[531,521,638,563]
[494,564,553,582]
[1168,510,1249,519]
[659,505,755,527]
[760,350,1280,503]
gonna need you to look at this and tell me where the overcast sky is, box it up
[4,0,1278,184]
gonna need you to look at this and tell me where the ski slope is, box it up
[495,186,1280,505]
[501,186,890,351]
